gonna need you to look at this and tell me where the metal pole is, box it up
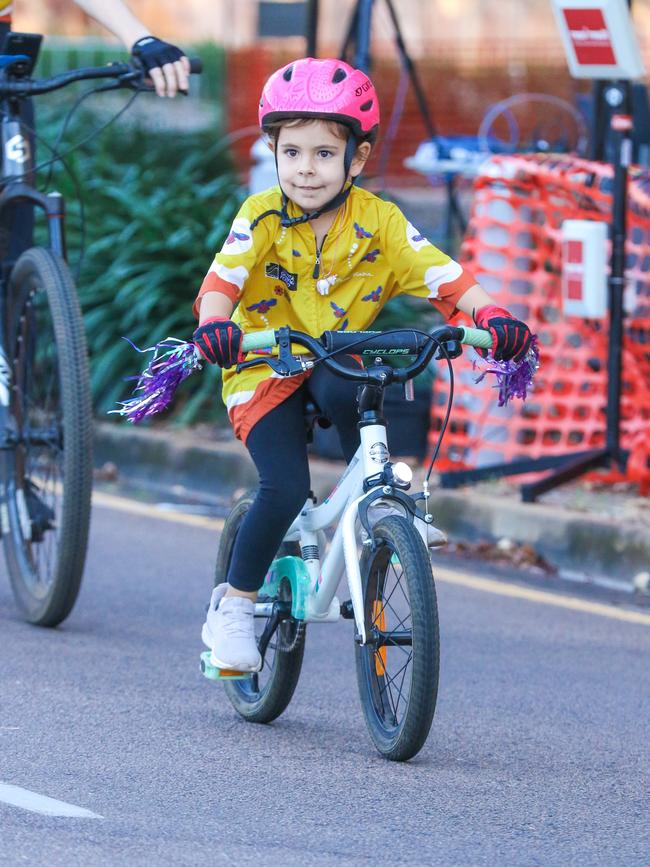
[604,80,631,465]
[383,0,437,139]
[353,0,374,72]
[306,0,319,57]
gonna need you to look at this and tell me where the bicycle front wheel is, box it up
[3,247,92,626]
[355,515,440,761]
[213,490,306,724]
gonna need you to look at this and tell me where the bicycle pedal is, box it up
[200,651,253,681]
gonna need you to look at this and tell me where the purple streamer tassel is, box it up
[473,336,540,406]
[110,337,201,423]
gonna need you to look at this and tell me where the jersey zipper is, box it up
[312,235,328,279]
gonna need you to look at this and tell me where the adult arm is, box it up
[71,0,190,97]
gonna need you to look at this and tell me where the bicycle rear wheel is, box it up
[213,490,306,724]
[3,247,92,626]
[355,515,440,761]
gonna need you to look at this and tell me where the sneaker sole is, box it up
[209,650,262,673]
[202,623,262,672]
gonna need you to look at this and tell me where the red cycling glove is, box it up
[193,317,244,368]
[474,305,532,363]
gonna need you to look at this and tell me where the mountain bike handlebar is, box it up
[0,57,202,96]
[237,324,492,384]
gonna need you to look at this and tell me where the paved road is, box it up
[1,491,649,866]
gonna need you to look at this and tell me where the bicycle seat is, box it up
[303,398,331,443]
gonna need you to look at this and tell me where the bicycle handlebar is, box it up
[237,324,492,385]
[0,57,202,96]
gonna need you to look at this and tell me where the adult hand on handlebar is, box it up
[131,36,190,97]
[473,305,532,363]
[193,318,244,368]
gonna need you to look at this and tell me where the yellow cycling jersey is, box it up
[194,185,476,443]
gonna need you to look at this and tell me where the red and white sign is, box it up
[561,220,608,318]
[552,0,644,79]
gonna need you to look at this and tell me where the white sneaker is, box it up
[201,584,262,672]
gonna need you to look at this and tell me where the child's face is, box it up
[275,120,362,214]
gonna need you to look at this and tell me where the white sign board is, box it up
[551,0,645,79]
[561,220,608,318]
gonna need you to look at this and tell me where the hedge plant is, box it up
[35,102,244,423]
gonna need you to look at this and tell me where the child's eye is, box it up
[318,150,333,158]
[283,148,298,158]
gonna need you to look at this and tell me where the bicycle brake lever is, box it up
[235,356,304,376]
[434,339,462,360]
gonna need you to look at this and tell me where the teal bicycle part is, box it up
[199,651,252,682]
[261,555,311,620]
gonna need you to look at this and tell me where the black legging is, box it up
[227,355,361,592]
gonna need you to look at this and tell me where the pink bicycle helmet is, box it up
[259,57,380,142]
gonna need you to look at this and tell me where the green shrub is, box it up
[36,103,244,424]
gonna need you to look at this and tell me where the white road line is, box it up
[92,488,225,531]
[435,566,650,627]
[94,487,649,628]
[0,782,103,818]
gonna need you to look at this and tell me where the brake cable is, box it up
[285,325,457,480]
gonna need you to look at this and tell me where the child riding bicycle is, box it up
[193,57,532,674]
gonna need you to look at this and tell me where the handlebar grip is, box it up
[188,58,202,74]
[459,326,492,350]
[241,329,276,352]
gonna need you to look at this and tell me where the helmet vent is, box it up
[283,65,294,82]
[360,100,373,112]
[332,68,347,83]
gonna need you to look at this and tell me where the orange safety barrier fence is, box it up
[430,153,650,494]
[223,47,585,185]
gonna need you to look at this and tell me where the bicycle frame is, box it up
[241,324,495,648]
[0,92,68,263]
[258,408,426,646]
[0,77,69,514]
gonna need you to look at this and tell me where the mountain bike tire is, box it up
[213,490,306,723]
[3,248,92,626]
[355,515,440,761]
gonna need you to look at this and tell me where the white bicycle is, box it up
[201,322,492,761]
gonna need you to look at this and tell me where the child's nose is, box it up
[298,154,315,174]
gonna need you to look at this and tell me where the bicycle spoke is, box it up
[379,652,412,720]
[392,650,413,718]
[377,662,399,725]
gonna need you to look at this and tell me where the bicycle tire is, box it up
[3,247,92,626]
[355,515,439,761]
[213,490,305,724]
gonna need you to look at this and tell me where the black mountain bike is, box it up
[0,33,200,626]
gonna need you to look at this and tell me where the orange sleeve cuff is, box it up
[430,267,477,319]
[192,271,240,318]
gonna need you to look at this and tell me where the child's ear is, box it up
[350,141,372,178]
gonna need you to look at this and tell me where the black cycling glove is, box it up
[193,318,244,369]
[131,36,184,74]
[474,305,532,363]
